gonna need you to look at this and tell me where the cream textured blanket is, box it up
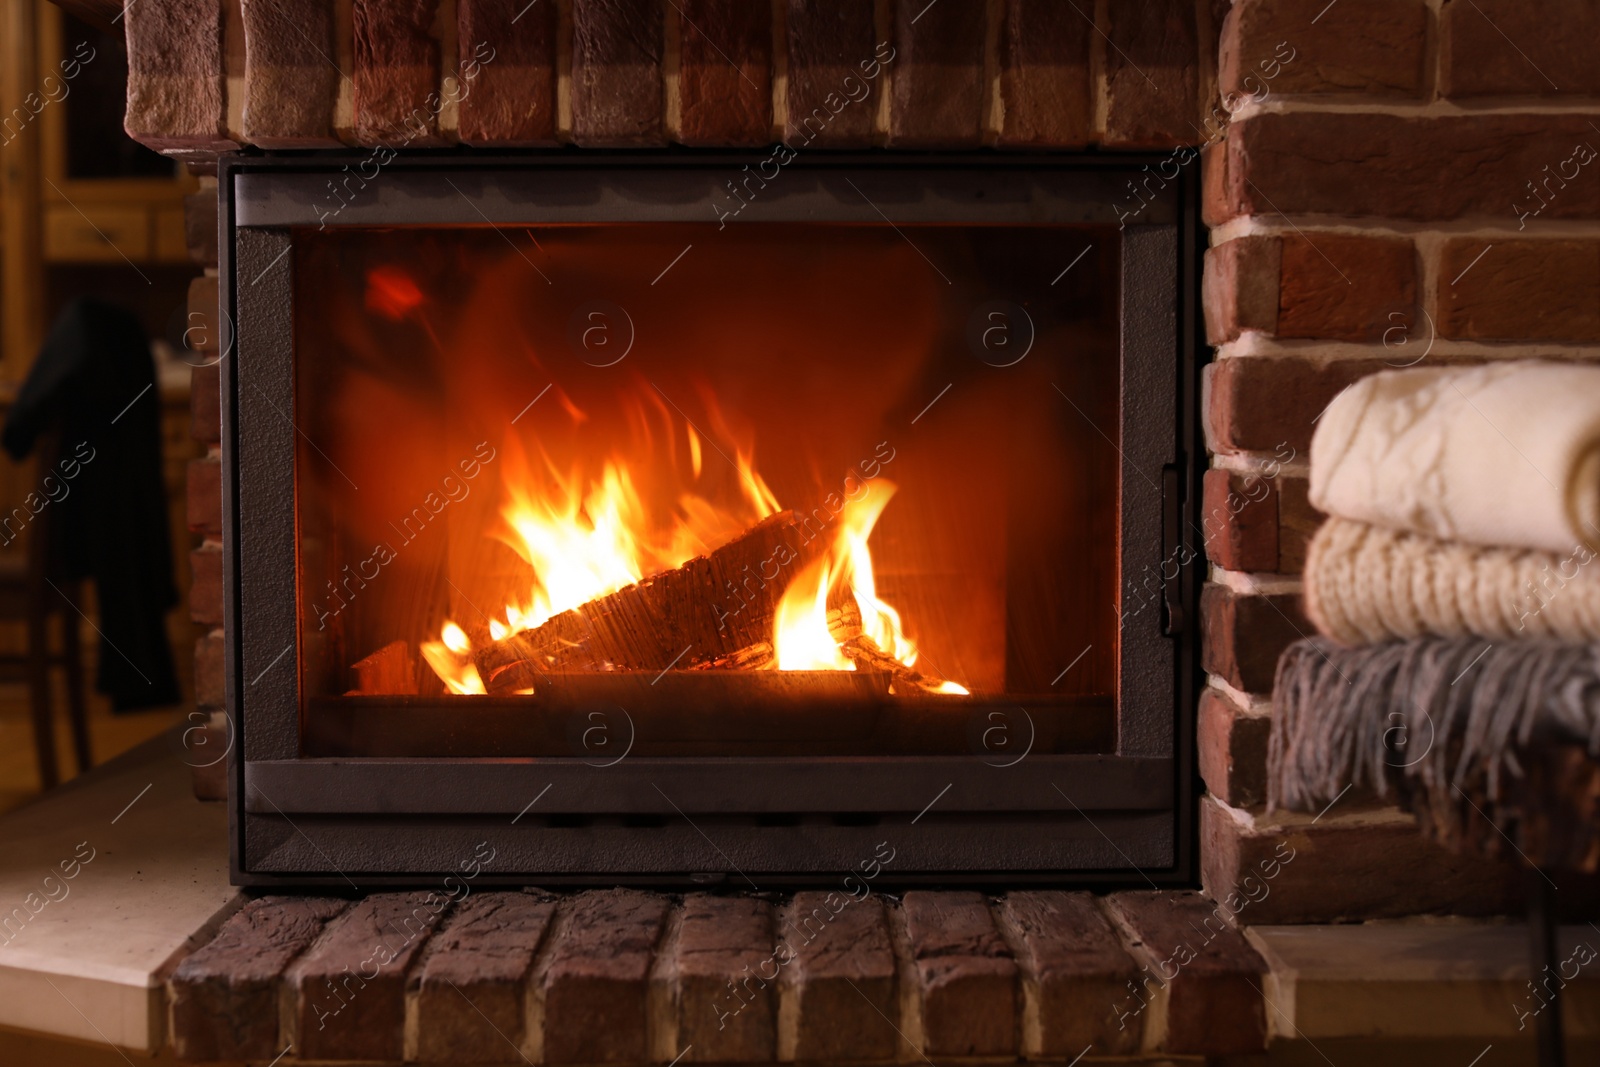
[1305,516,1600,644]
[1310,360,1600,555]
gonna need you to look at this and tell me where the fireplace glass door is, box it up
[293,221,1120,758]
[227,158,1194,883]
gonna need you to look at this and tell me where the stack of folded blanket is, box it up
[1268,361,1600,870]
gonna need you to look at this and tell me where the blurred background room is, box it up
[0,0,204,812]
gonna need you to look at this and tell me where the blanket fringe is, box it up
[1268,637,1600,868]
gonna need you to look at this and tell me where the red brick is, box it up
[195,629,224,710]
[188,457,221,536]
[998,892,1141,1056]
[353,0,444,146]
[1200,583,1311,695]
[675,894,776,1062]
[185,188,218,266]
[1197,687,1270,808]
[1277,233,1416,343]
[412,892,555,1064]
[1436,238,1600,343]
[168,896,350,1061]
[191,362,221,444]
[998,0,1093,147]
[1105,891,1267,1055]
[187,274,220,354]
[1201,140,1233,227]
[1220,0,1427,98]
[1205,355,1391,454]
[1277,474,1320,576]
[1227,112,1600,222]
[457,0,558,145]
[900,891,1016,1057]
[1200,795,1522,923]
[572,0,665,146]
[887,0,985,148]
[1441,0,1600,97]
[782,893,897,1062]
[541,889,667,1064]
[1104,0,1199,148]
[239,0,339,146]
[286,893,448,1061]
[1203,235,1280,344]
[123,0,234,157]
[1202,468,1278,573]
[783,0,879,147]
[677,0,772,146]
[191,541,223,625]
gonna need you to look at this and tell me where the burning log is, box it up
[473,509,831,692]
[349,640,420,696]
[687,604,861,673]
[691,642,775,671]
[687,606,939,695]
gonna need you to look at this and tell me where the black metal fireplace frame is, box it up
[218,151,1204,888]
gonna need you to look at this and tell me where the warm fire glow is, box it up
[487,419,780,640]
[421,396,964,694]
[773,559,856,671]
[421,622,486,695]
[772,480,921,673]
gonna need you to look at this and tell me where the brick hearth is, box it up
[169,887,1272,1062]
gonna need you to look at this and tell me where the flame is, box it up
[441,622,471,653]
[772,479,921,674]
[841,507,916,669]
[468,400,781,647]
[421,621,486,695]
[420,392,965,696]
[773,559,856,671]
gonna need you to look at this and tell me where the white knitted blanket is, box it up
[1305,517,1600,644]
[1310,361,1600,555]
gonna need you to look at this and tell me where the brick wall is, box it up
[1194,0,1600,919]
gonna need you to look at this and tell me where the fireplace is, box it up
[222,154,1201,885]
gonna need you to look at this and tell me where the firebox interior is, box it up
[291,222,1120,757]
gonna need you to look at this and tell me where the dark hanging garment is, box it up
[3,298,182,711]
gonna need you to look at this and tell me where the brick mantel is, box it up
[123,0,1222,157]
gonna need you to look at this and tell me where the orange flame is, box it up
[773,558,856,671]
[475,404,780,646]
[421,394,965,695]
[421,621,486,694]
[772,479,920,673]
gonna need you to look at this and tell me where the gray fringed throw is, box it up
[1270,637,1600,871]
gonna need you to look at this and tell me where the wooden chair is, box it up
[0,433,91,790]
